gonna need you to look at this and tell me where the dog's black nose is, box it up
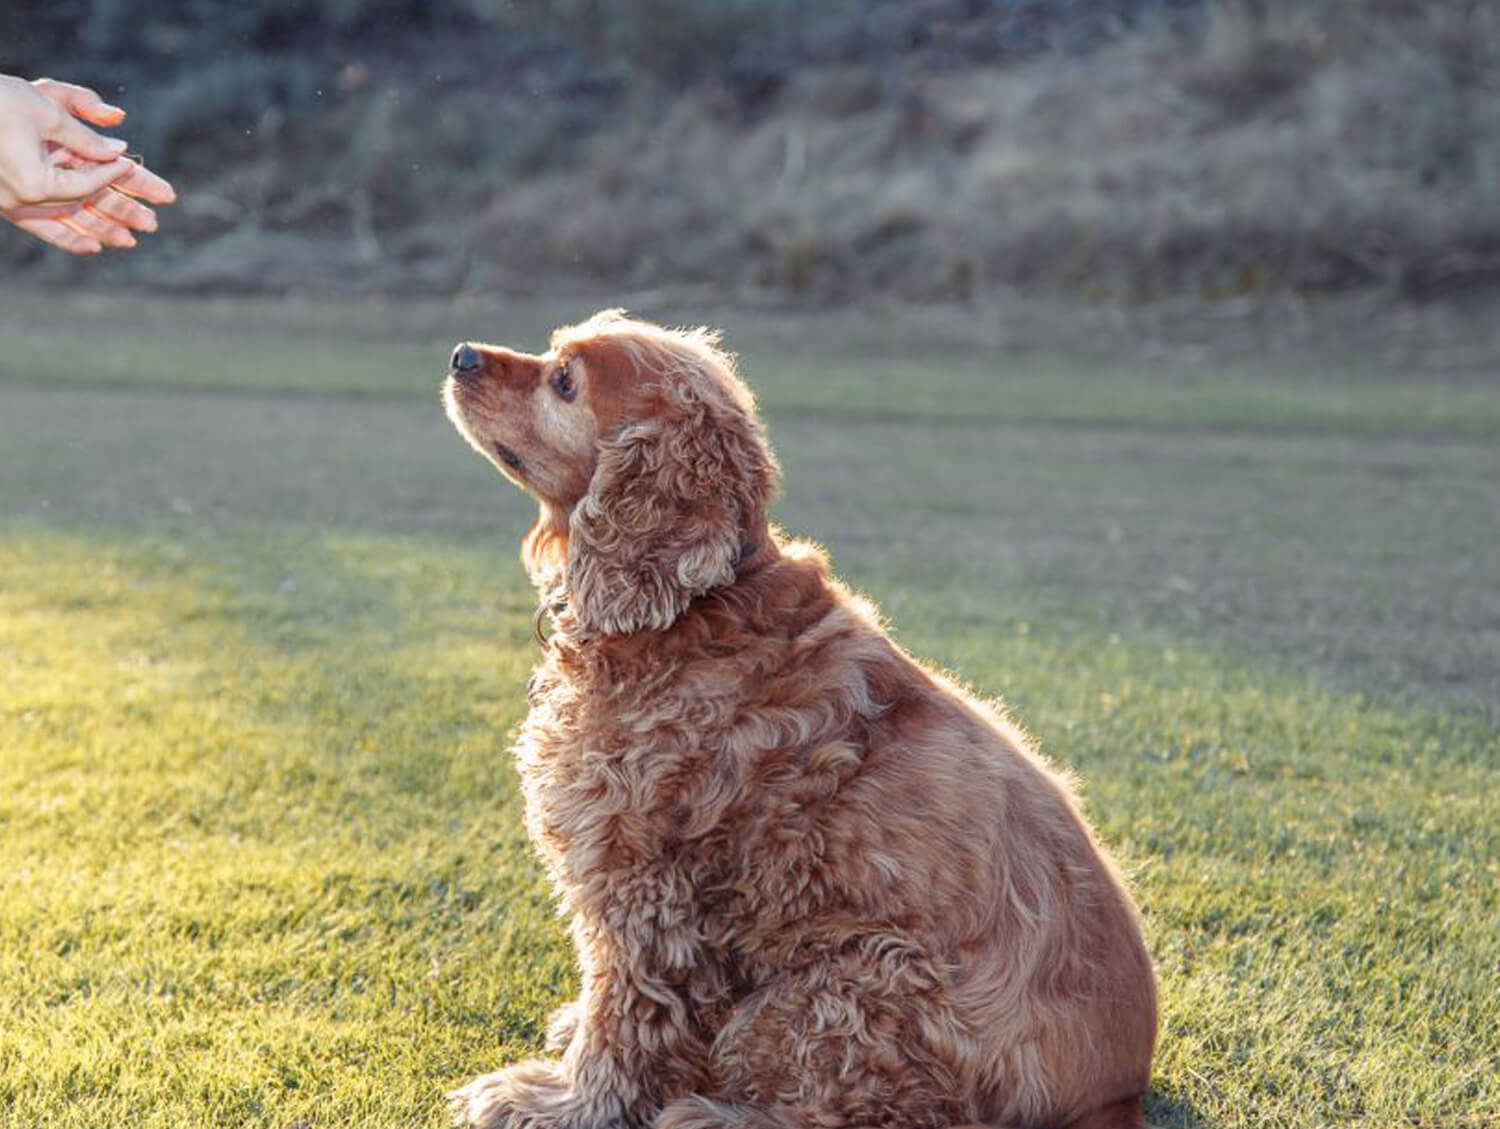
[451,343,482,374]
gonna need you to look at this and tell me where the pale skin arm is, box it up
[0,74,176,254]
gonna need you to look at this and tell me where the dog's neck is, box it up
[531,534,771,650]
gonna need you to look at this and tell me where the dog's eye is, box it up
[551,361,576,403]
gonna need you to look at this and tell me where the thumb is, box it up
[41,108,130,163]
[35,79,127,128]
[40,157,133,203]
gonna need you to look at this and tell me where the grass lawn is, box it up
[1,291,1496,1128]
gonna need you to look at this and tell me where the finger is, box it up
[87,186,158,233]
[7,215,103,254]
[5,197,142,246]
[33,78,126,127]
[52,144,177,206]
[2,201,80,221]
[40,157,134,203]
[42,109,130,164]
[3,191,154,232]
[107,161,176,205]
[64,204,138,249]
[45,142,85,169]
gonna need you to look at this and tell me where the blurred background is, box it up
[4,0,1500,302]
[1,3,1498,1127]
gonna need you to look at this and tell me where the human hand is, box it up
[0,74,176,254]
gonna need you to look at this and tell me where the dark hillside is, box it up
[3,0,1496,303]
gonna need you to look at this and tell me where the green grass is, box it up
[0,528,563,1129]
[1,291,1497,1128]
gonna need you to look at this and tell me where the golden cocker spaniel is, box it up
[441,311,1156,1129]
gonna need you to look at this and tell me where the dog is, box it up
[441,310,1156,1129]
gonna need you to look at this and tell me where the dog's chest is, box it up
[515,670,712,866]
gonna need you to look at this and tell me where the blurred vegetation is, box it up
[2,0,1497,303]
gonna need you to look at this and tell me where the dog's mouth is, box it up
[448,368,483,394]
[442,373,532,485]
[493,441,524,473]
[445,370,480,401]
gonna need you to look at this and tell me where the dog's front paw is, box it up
[449,1060,578,1129]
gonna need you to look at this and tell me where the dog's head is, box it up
[443,309,779,636]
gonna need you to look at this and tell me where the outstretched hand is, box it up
[0,74,176,254]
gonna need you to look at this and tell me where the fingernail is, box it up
[103,104,125,116]
[105,137,128,152]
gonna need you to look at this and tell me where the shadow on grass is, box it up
[1146,1087,1219,1129]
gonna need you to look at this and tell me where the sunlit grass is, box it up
[0,528,567,1128]
[1,526,1496,1128]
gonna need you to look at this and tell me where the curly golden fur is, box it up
[441,311,1156,1129]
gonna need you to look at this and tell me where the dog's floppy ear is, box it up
[567,373,776,636]
[522,505,569,591]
